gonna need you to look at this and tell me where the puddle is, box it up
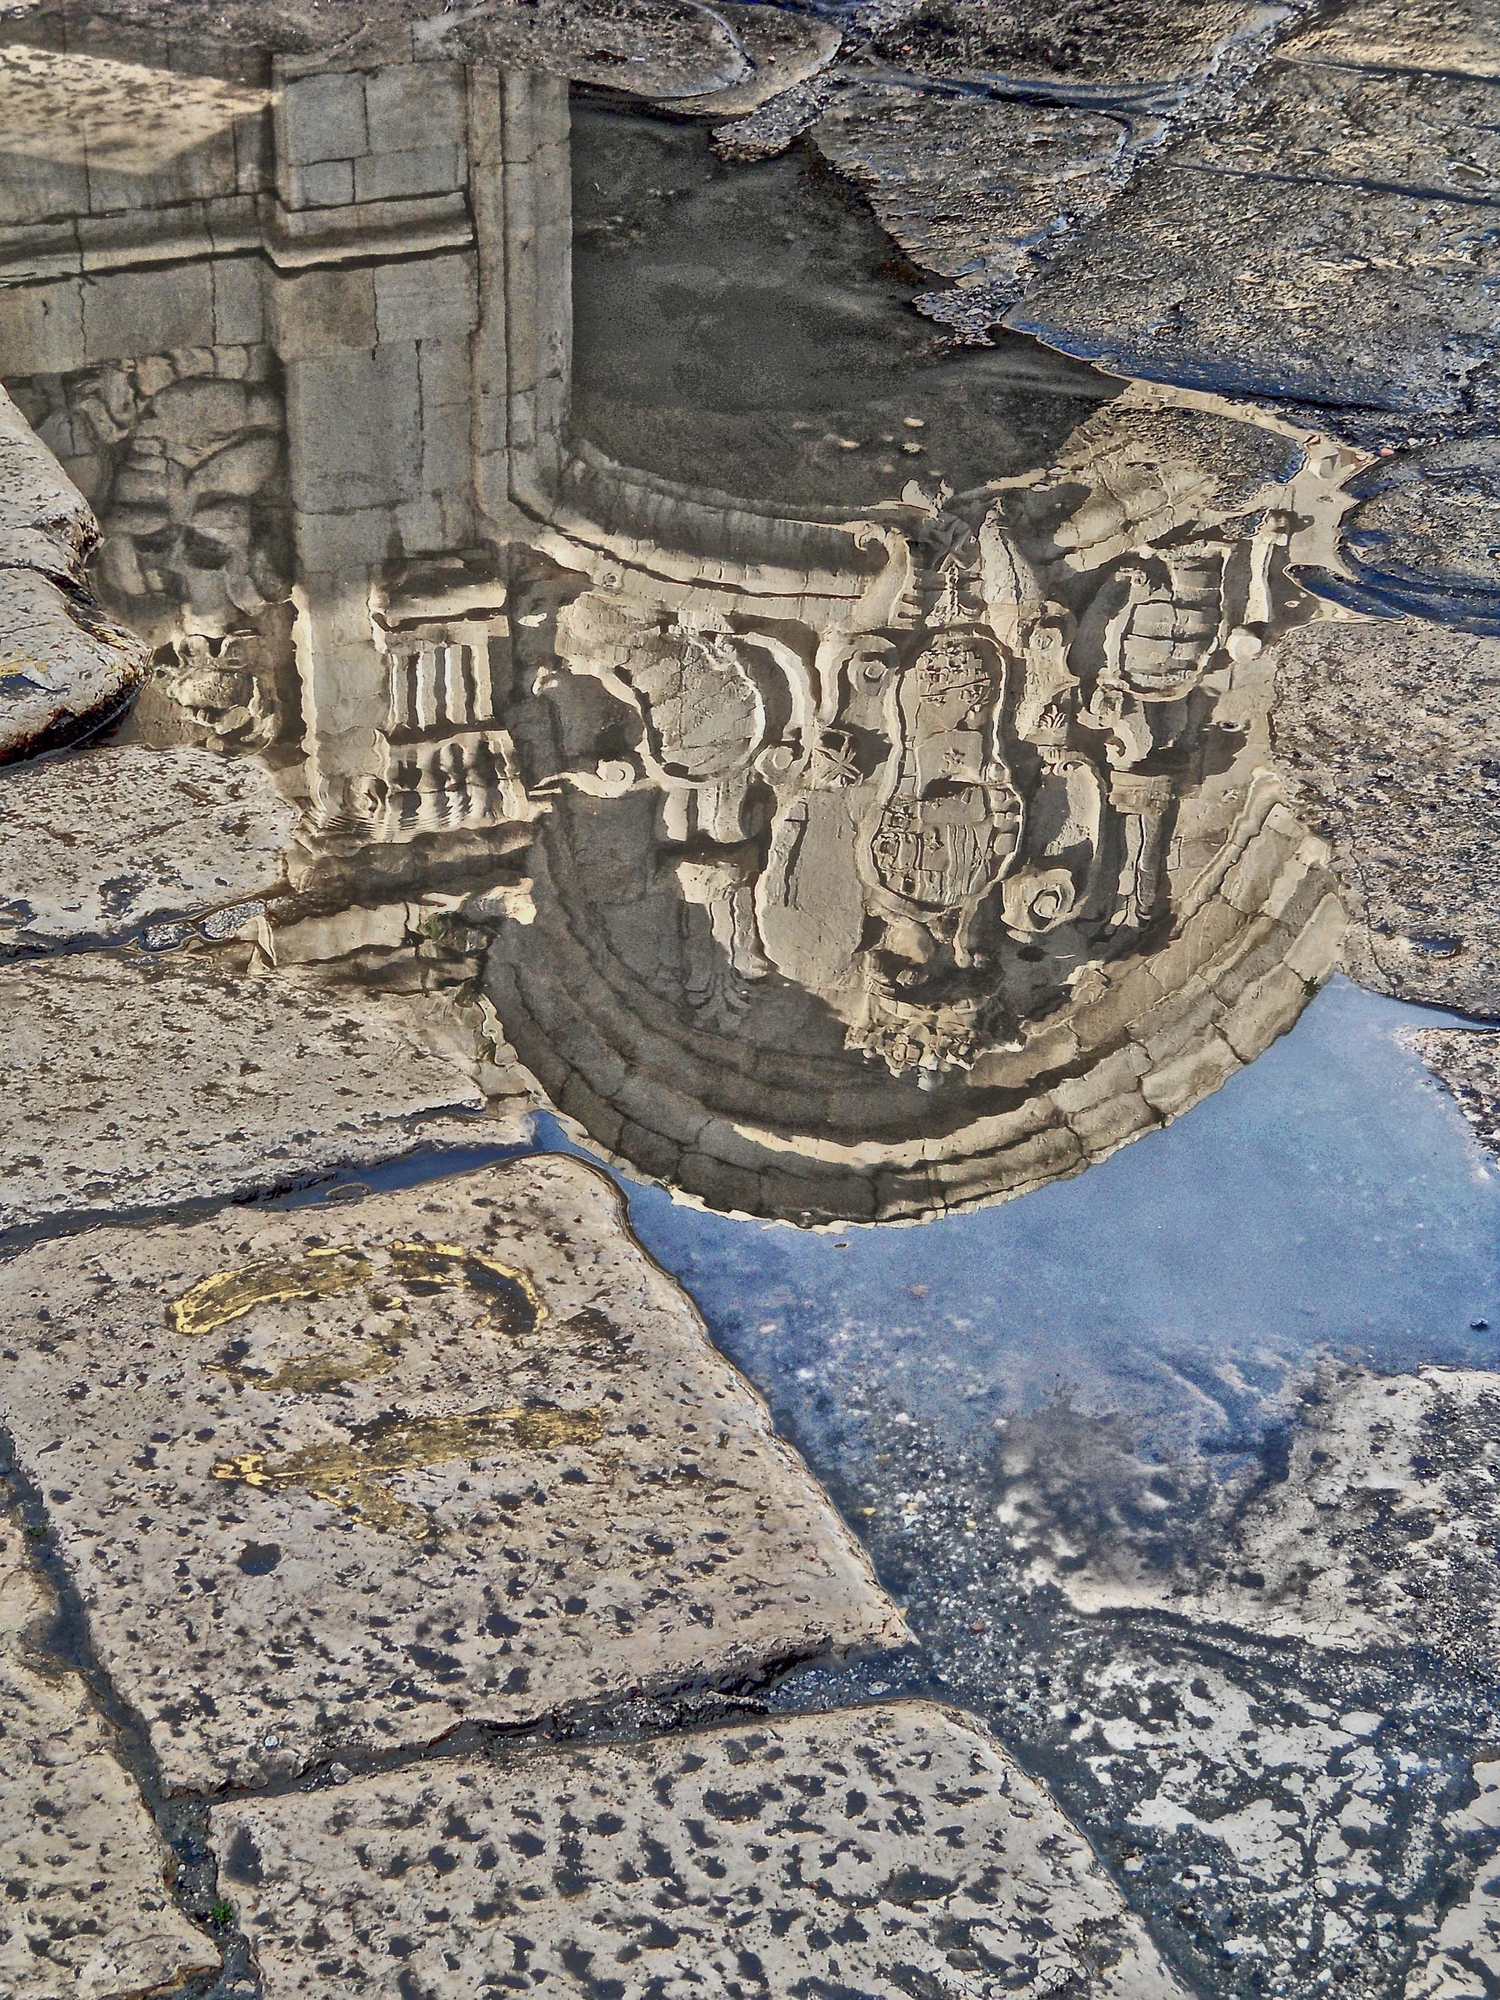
[2,18,1499,1999]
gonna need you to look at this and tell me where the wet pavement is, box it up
[0,7,1498,1998]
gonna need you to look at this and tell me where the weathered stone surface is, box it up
[0,1156,903,1791]
[1270,618,1500,1014]
[0,744,295,951]
[0,389,149,765]
[1293,0,1500,81]
[0,952,497,1238]
[1008,164,1497,422]
[809,85,1130,316]
[423,0,837,106]
[864,0,1281,89]
[1415,1026,1500,1162]
[1173,55,1500,200]
[0,1521,219,1999]
[1328,435,1500,631]
[999,1365,1500,1657]
[210,1702,1186,1998]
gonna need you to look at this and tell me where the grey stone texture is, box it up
[0,387,149,764]
[1415,1027,1500,1163]
[1269,618,1500,1015]
[0,952,498,1239]
[0,1156,903,1792]
[861,0,1282,90]
[0,743,295,951]
[210,1702,1187,1999]
[0,1520,219,1999]
[1002,1365,1500,1665]
[808,86,1130,312]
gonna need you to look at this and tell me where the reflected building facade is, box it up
[0,24,1351,1222]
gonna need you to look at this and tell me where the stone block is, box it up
[0,745,294,950]
[210,1702,1186,1999]
[1134,976,1220,1065]
[1061,1085,1161,1157]
[1139,1031,1243,1119]
[363,62,467,155]
[0,953,495,1238]
[373,250,477,344]
[1286,892,1348,984]
[1050,1041,1152,1117]
[0,277,86,375]
[0,1524,219,1998]
[1219,820,1300,917]
[279,68,368,167]
[0,563,149,766]
[1204,913,1292,1005]
[270,265,377,357]
[353,144,465,205]
[81,263,214,366]
[285,345,422,513]
[1219,964,1312,1063]
[1009,168,1498,421]
[0,1158,902,1791]
[211,252,265,344]
[284,157,355,210]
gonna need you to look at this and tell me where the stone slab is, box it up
[1270,618,1500,1015]
[0,744,295,951]
[0,1521,219,1999]
[209,1701,1186,1999]
[0,952,497,1238]
[0,387,150,765]
[1174,55,1500,202]
[0,1156,903,1792]
[1415,1026,1500,1163]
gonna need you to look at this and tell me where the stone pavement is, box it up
[0,1523,219,2000]
[0,952,503,1240]
[211,1702,1188,2000]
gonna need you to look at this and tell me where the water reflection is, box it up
[0,27,1360,1222]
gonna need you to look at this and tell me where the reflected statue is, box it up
[0,29,1352,1222]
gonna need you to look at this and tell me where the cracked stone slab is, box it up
[209,1701,1186,1999]
[0,1156,903,1792]
[0,744,295,952]
[0,387,150,765]
[0,1521,219,2000]
[0,952,499,1239]
[1414,1027,1500,1163]
[1002,1365,1500,1658]
[1270,618,1500,1015]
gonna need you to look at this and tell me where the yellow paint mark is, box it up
[211,1404,603,1537]
[169,1248,372,1336]
[387,1240,547,1332]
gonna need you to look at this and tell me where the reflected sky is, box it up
[542,977,1500,1466]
